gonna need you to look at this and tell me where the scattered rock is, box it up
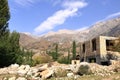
[40,69,53,79]
[16,77,27,80]
[67,73,74,77]
[8,77,16,80]
[17,70,27,76]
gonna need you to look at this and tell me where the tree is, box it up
[0,0,34,67]
[55,43,58,60]
[67,49,70,64]
[0,0,10,36]
[72,41,76,59]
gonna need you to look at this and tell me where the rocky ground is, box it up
[0,60,120,80]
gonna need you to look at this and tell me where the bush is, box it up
[54,68,67,77]
[57,56,70,64]
[77,62,91,75]
[32,53,53,65]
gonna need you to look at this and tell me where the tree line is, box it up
[0,0,34,67]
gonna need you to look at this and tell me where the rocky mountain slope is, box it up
[20,17,120,51]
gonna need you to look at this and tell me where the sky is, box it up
[8,0,120,35]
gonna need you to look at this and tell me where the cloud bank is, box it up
[34,0,88,34]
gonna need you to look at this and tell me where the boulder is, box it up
[67,73,74,77]
[10,64,19,69]
[17,70,27,76]
[18,65,26,70]
[25,65,30,72]
[16,77,27,80]
[40,69,53,79]
[8,77,16,80]
[8,70,17,75]
[75,62,91,75]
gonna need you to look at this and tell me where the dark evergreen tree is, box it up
[55,43,58,60]
[0,0,34,67]
[72,41,76,59]
[67,49,70,64]
[0,0,10,36]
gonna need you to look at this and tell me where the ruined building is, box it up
[79,36,119,65]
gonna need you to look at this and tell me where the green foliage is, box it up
[32,53,53,65]
[72,41,76,59]
[0,31,34,67]
[55,43,58,60]
[0,31,20,67]
[0,0,10,36]
[0,0,34,67]
[77,63,91,75]
[48,51,57,61]
[16,49,34,66]
[47,43,59,61]
[54,68,67,77]
[57,56,71,64]
[67,49,70,64]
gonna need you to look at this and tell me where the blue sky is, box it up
[8,0,120,35]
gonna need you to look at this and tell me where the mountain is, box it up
[20,17,120,52]
[19,33,37,47]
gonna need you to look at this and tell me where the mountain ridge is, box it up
[20,17,120,51]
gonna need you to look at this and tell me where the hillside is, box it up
[19,17,120,52]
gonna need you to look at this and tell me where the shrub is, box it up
[57,56,70,64]
[77,62,92,75]
[54,68,67,77]
[32,53,53,65]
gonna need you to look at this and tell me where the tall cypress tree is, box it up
[55,43,58,60]
[0,0,10,36]
[67,49,70,64]
[72,41,76,59]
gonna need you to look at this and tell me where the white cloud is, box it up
[62,1,87,9]
[14,0,36,6]
[34,0,88,34]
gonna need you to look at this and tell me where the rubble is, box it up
[0,61,119,79]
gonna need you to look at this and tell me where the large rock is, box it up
[16,77,27,80]
[0,68,8,74]
[25,65,30,72]
[67,73,74,77]
[73,62,91,75]
[8,77,16,80]
[40,69,53,79]
[10,64,19,69]
[18,65,26,70]
[17,70,27,76]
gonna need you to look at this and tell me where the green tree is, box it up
[72,41,76,59]
[67,49,70,64]
[0,31,20,67]
[55,43,58,60]
[0,0,34,67]
[0,0,10,36]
